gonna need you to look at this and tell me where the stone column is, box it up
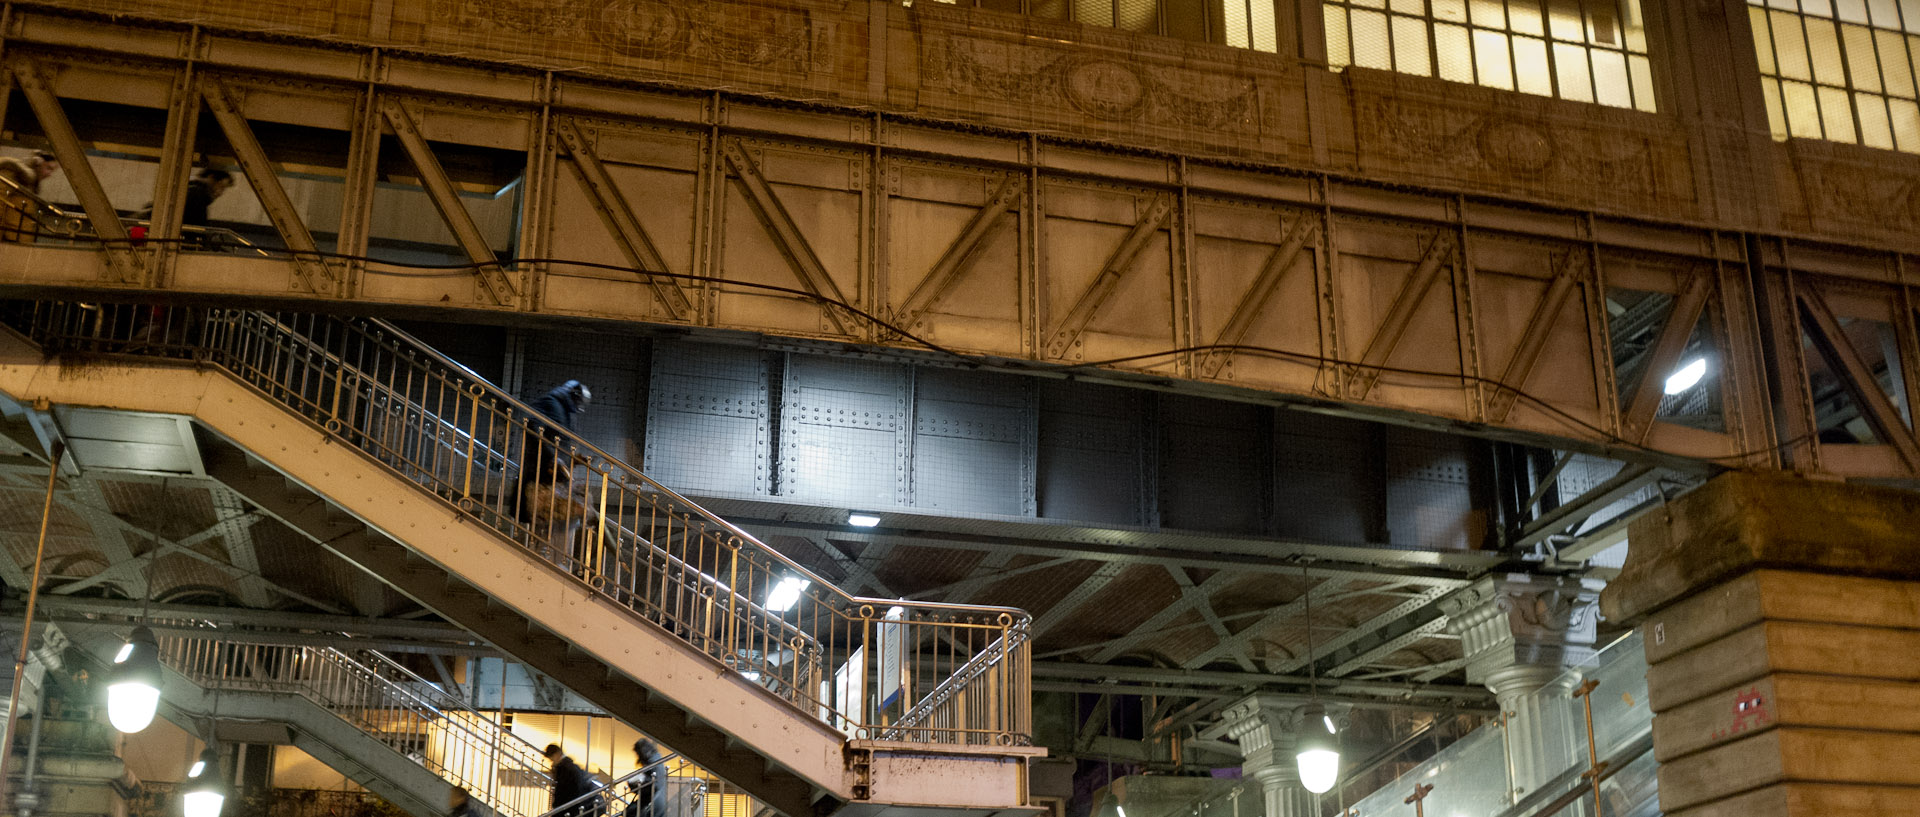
[1218,695,1318,817]
[1601,472,1920,817]
[1441,574,1601,802]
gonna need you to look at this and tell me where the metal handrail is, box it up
[0,174,269,255]
[157,630,553,817]
[540,753,698,817]
[2,300,1034,747]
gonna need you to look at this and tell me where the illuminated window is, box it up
[1323,0,1657,111]
[915,0,1280,53]
[1749,0,1920,151]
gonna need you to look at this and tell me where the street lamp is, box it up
[182,746,228,817]
[106,626,161,733]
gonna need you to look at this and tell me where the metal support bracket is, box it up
[720,139,853,335]
[1621,270,1713,442]
[1345,232,1457,399]
[1202,215,1319,378]
[1487,257,1583,422]
[9,59,140,284]
[200,77,335,295]
[1797,283,1920,471]
[896,174,1022,331]
[553,118,693,321]
[380,99,517,306]
[1044,193,1176,358]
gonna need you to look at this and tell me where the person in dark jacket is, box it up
[181,169,234,227]
[518,380,594,535]
[545,744,602,817]
[448,786,494,817]
[623,739,664,817]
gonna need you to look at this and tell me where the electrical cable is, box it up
[44,233,1824,466]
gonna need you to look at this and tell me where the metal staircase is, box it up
[155,630,556,817]
[0,300,1040,817]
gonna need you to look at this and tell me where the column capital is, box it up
[1442,574,1600,687]
[1216,694,1323,817]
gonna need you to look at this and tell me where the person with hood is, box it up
[518,381,598,562]
[623,739,665,817]
[545,743,603,817]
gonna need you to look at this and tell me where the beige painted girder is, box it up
[553,118,693,320]
[380,100,517,306]
[1343,231,1457,400]
[1795,283,1920,472]
[1486,260,1582,423]
[1042,193,1175,359]
[8,59,139,283]
[720,139,853,335]
[200,77,335,294]
[1200,215,1318,379]
[895,175,1021,331]
[1621,269,1714,443]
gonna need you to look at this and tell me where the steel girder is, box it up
[0,20,1915,482]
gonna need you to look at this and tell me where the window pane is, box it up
[1395,15,1435,73]
[1516,34,1554,93]
[1878,29,1914,96]
[1510,0,1547,34]
[1548,0,1585,39]
[1354,9,1394,68]
[1859,91,1897,146]
[1076,0,1115,26]
[1392,0,1424,15]
[1593,48,1633,105]
[1807,19,1849,85]
[1804,0,1834,19]
[1434,0,1468,21]
[1844,24,1882,91]
[1251,0,1278,51]
[1869,0,1903,28]
[1228,0,1253,47]
[1437,22,1477,79]
[1590,3,1620,44]
[1904,0,1920,31]
[1763,76,1791,137]
[1819,84,1860,138]
[1753,7,1779,74]
[1032,0,1070,17]
[1773,11,1814,79]
[1784,79,1825,136]
[1838,0,1871,22]
[1164,0,1207,40]
[1555,41,1595,99]
[1472,0,1508,28]
[1326,5,1352,65]
[1630,53,1657,110]
[1892,98,1920,148]
[1117,0,1158,31]
[1476,29,1517,87]
[1624,13,1648,53]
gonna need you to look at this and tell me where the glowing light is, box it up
[106,683,160,733]
[847,513,881,528]
[1664,358,1707,395]
[766,577,812,613]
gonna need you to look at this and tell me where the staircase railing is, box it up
[157,629,554,817]
[2,300,1033,747]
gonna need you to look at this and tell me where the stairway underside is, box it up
[0,336,1040,817]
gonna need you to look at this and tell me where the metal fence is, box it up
[3,300,1033,747]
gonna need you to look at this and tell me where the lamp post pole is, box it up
[1,442,64,807]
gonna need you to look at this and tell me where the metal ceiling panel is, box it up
[53,408,203,477]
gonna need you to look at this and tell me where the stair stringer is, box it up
[137,655,454,817]
[0,340,848,817]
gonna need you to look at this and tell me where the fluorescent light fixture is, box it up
[766,576,811,613]
[1117,807,1126,817]
[847,513,881,528]
[1663,357,1707,395]
[1324,713,1337,734]
[189,758,206,778]
[183,748,229,817]
[114,642,134,664]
